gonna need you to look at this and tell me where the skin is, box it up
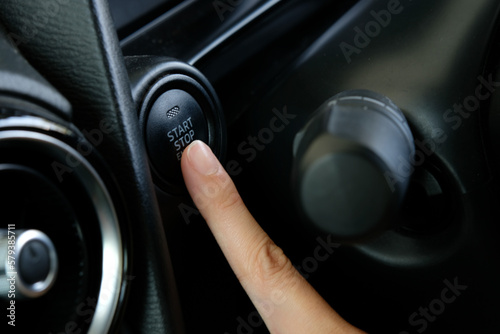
[181,140,365,334]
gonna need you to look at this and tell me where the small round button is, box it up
[146,89,209,185]
[19,240,51,285]
[0,229,58,298]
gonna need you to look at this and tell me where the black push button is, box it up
[19,240,51,285]
[127,56,227,193]
[145,89,209,185]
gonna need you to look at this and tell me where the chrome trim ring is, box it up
[0,128,123,334]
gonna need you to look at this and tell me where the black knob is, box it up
[0,229,58,298]
[293,90,415,241]
[19,240,51,285]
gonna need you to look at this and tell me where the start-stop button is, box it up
[145,89,209,185]
[126,56,226,193]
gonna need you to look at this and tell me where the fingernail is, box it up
[187,140,219,176]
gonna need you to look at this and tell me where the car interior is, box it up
[1,0,500,333]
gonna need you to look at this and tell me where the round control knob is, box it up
[0,229,58,299]
[293,90,415,241]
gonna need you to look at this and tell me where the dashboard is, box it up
[1,0,500,333]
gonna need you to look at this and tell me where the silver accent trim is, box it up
[0,129,123,334]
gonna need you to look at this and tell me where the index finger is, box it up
[181,140,363,334]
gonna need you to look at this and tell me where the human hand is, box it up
[181,140,365,334]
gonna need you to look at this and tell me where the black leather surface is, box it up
[0,24,71,120]
[0,1,184,333]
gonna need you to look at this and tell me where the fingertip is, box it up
[182,140,220,176]
[181,140,235,215]
[181,140,247,224]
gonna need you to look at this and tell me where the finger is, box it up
[181,140,364,334]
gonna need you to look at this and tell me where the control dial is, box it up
[293,90,415,241]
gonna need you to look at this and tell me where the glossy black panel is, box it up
[121,0,278,61]
[110,0,183,38]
